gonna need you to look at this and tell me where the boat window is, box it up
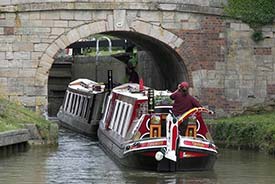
[117,102,127,135]
[110,100,120,130]
[70,93,75,114]
[79,95,84,117]
[76,95,82,117]
[76,95,80,115]
[121,104,133,137]
[73,94,78,114]
[82,97,88,119]
[79,96,85,118]
[113,101,122,133]
[64,92,71,112]
[87,95,95,124]
[81,96,86,118]
[84,98,90,120]
[102,95,112,127]
[75,96,79,114]
[68,92,73,113]
[73,94,79,114]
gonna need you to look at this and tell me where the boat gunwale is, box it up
[66,86,106,96]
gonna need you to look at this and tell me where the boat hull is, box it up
[57,110,99,137]
[57,92,105,138]
[98,127,217,172]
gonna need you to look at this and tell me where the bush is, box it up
[225,0,275,28]
[209,112,275,154]
[225,0,275,42]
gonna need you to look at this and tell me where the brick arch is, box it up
[35,20,183,86]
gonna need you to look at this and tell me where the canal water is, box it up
[1,128,275,184]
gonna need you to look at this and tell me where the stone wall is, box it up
[170,13,275,116]
[72,56,127,84]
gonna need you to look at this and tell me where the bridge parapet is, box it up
[0,0,226,15]
[0,0,227,7]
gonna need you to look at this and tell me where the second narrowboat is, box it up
[57,78,106,137]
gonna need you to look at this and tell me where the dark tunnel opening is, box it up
[105,31,188,90]
[48,31,188,117]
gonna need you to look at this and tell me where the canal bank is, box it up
[208,112,275,155]
[0,96,59,155]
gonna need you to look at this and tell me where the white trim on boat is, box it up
[102,94,112,128]
[122,104,133,138]
[110,99,119,130]
[118,102,127,136]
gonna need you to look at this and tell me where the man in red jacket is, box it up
[170,81,201,135]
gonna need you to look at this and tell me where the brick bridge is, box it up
[0,0,275,117]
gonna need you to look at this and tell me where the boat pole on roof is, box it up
[107,70,113,91]
[95,36,112,81]
[148,88,155,113]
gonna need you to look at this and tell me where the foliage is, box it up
[128,53,138,67]
[225,0,275,42]
[155,95,173,106]
[251,31,264,42]
[225,0,275,28]
[82,47,125,56]
[81,34,128,56]
[209,112,275,154]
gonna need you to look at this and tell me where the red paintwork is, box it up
[130,140,167,150]
[179,151,208,158]
[141,152,156,157]
[137,115,151,135]
[172,125,178,150]
[183,140,209,149]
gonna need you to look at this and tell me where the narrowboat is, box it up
[98,83,218,171]
[57,78,106,137]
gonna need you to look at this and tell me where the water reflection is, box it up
[0,128,275,184]
[0,145,56,184]
[122,170,218,184]
[215,149,275,184]
[46,129,121,184]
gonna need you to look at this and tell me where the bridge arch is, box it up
[35,20,186,90]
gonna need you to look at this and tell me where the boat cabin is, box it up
[57,79,105,136]
[101,83,198,141]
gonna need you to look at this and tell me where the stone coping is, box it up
[0,129,30,147]
[0,1,224,15]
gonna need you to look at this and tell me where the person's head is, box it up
[126,62,134,75]
[179,81,189,96]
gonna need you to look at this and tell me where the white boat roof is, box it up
[68,78,105,94]
[112,83,172,100]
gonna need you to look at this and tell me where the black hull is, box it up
[98,127,217,172]
[123,152,216,172]
[57,111,98,138]
[57,91,105,138]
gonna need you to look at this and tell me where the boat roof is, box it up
[112,83,172,101]
[68,78,105,94]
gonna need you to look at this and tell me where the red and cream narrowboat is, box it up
[57,79,105,137]
[98,83,218,171]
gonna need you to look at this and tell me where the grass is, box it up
[208,112,275,154]
[0,97,54,141]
